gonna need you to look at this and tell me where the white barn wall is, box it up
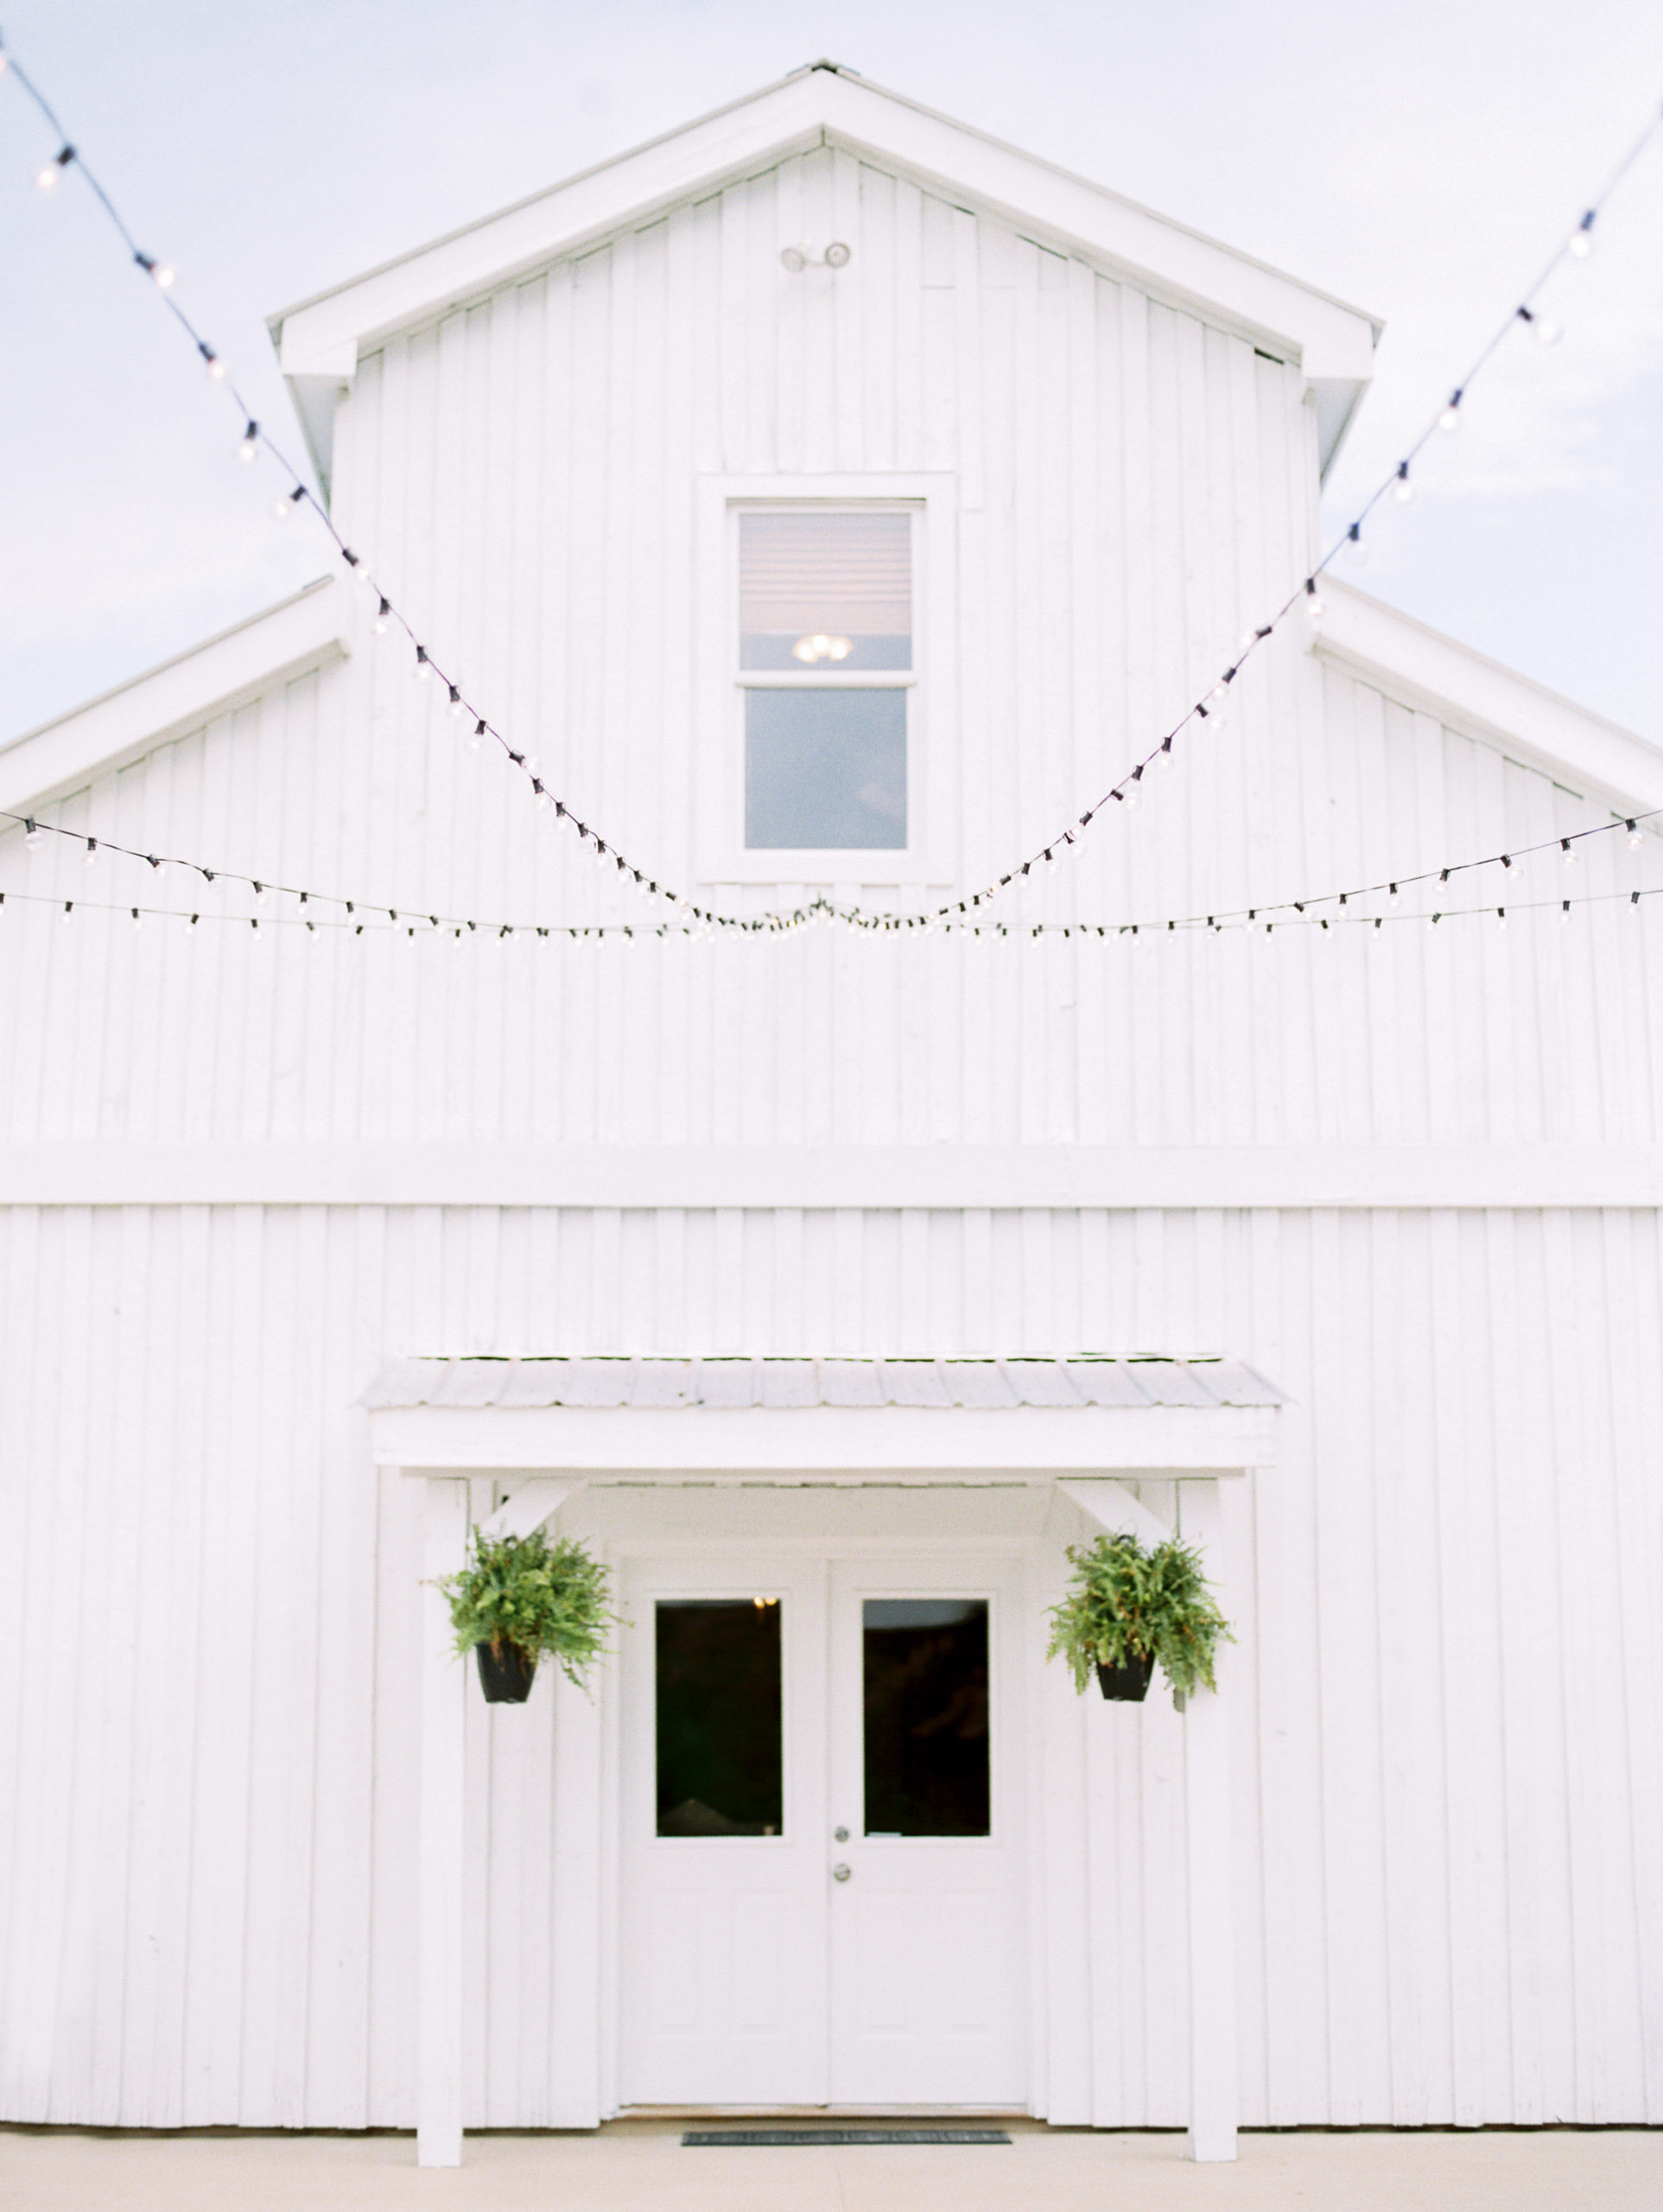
[3,1200,1660,2128]
[1,654,1660,1149]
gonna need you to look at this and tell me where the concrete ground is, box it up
[3,2116,1660,2211]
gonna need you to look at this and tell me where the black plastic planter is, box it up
[476,1638,537,1703]
[1096,1651,1156,1701]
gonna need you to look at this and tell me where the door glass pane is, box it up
[745,688,906,849]
[739,510,911,671]
[861,1599,990,1838]
[655,1599,783,1837]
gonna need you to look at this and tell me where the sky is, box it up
[3,0,1661,747]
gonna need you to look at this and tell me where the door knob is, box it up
[832,1862,851,1882]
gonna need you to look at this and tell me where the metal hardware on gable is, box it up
[780,240,852,272]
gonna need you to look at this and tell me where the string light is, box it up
[5,33,1660,942]
[1516,304,1563,346]
[35,143,73,191]
[1394,463,1414,504]
[238,420,259,462]
[0,880,1653,944]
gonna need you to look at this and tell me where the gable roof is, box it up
[0,578,348,823]
[270,60,1380,490]
[1317,582,1663,821]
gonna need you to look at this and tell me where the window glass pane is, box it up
[740,511,911,671]
[655,1599,783,1837]
[861,1599,990,1838]
[745,690,906,850]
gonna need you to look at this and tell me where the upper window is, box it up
[739,509,913,850]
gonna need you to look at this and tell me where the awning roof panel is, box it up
[362,1355,1287,1412]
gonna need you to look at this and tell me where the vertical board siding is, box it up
[3,144,1662,2142]
[3,1204,1661,2128]
[1,653,1659,1146]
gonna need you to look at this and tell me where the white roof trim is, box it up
[370,1402,1276,1475]
[0,579,351,821]
[1316,582,1663,819]
[365,1353,1282,1475]
[270,63,1376,474]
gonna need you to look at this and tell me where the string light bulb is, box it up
[238,421,259,462]
[372,598,391,635]
[1304,576,1325,621]
[1394,462,1414,503]
[23,818,43,849]
[1438,391,1463,432]
[467,719,486,753]
[84,837,98,866]
[1562,837,1576,866]
[1568,210,1596,258]
[35,144,73,191]
[1345,522,1368,568]
[1627,819,1643,848]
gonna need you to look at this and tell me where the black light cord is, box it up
[5,804,1656,941]
[3,38,1660,932]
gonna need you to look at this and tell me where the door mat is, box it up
[682,2127,1012,2146]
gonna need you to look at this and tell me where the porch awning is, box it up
[363,1355,1285,1476]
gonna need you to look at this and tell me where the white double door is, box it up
[618,1551,1028,2108]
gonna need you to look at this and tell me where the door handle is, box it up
[832,1863,851,1883]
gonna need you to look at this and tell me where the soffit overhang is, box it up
[269,62,1379,486]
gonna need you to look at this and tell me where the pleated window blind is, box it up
[739,512,912,671]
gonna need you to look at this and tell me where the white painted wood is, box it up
[0,582,349,817]
[8,1140,1660,1208]
[271,67,1376,408]
[417,1476,468,2166]
[6,63,1663,2159]
[479,1478,576,1539]
[1058,1478,1174,1548]
[366,1402,1276,1472]
[826,1554,1028,2105]
[616,1552,828,2104]
[1177,1478,1238,2160]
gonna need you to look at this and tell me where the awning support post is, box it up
[1178,1477,1237,2162]
[416,1473,468,2166]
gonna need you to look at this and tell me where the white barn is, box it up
[3,60,1661,2166]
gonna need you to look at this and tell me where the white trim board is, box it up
[371,1400,1273,1471]
[1317,582,1663,818]
[270,66,1375,475]
[3,1141,1660,1210]
[0,580,350,819]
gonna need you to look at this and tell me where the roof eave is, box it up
[1316,580,1663,816]
[0,578,349,823]
[267,62,1379,425]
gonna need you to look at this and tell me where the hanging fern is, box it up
[435,1528,615,1688]
[1047,1530,1233,1699]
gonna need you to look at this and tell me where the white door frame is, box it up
[397,1459,1260,2167]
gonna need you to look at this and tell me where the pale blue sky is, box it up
[3,0,1660,743]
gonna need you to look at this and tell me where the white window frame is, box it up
[695,474,959,886]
